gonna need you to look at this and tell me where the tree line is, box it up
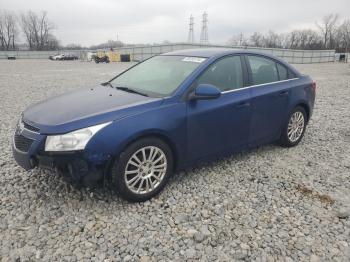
[0,10,58,51]
[228,14,350,52]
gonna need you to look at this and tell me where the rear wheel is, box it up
[111,137,173,202]
[279,106,307,147]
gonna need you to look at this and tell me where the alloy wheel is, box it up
[287,111,305,143]
[124,146,167,194]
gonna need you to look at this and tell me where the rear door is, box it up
[245,55,295,145]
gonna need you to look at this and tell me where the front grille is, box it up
[14,134,34,152]
[23,121,40,132]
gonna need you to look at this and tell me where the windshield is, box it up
[110,55,206,97]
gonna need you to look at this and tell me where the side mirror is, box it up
[189,84,221,100]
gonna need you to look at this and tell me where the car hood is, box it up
[23,85,163,134]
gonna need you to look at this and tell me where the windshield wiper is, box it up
[116,86,149,97]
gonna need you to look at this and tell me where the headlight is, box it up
[45,122,111,152]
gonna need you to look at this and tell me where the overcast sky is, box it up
[1,0,349,46]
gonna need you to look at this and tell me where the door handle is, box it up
[279,91,289,97]
[236,101,250,108]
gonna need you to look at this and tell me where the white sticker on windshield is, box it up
[182,57,206,63]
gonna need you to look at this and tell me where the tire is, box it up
[111,137,174,202]
[279,106,307,147]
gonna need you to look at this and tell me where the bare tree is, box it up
[89,39,124,50]
[227,34,239,46]
[226,14,349,51]
[64,43,84,50]
[227,33,248,46]
[20,10,58,50]
[336,19,350,52]
[281,29,321,50]
[317,14,339,49]
[263,31,281,48]
[286,31,298,49]
[304,30,320,49]
[278,33,289,49]
[0,10,18,51]
[249,32,263,47]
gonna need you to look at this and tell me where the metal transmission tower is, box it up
[187,15,195,43]
[200,12,209,44]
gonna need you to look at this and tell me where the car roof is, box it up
[161,48,300,76]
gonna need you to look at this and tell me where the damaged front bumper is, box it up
[36,152,111,187]
[12,123,112,187]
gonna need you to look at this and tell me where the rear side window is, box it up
[196,56,243,92]
[247,56,279,85]
[277,63,288,80]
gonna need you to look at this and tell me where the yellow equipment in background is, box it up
[96,50,120,62]
[107,50,120,62]
[96,50,131,62]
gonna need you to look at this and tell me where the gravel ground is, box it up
[0,60,349,261]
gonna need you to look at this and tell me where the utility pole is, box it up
[200,12,209,44]
[187,15,195,43]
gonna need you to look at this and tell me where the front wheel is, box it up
[279,106,307,147]
[111,137,173,202]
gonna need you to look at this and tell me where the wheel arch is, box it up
[294,102,310,122]
[113,130,179,172]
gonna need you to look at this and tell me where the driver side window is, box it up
[196,56,244,92]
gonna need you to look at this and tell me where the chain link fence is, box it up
[0,43,336,64]
[113,43,335,64]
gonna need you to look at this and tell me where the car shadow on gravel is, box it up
[30,143,285,204]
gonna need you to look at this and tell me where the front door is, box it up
[186,55,252,161]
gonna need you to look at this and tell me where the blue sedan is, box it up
[12,49,316,201]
